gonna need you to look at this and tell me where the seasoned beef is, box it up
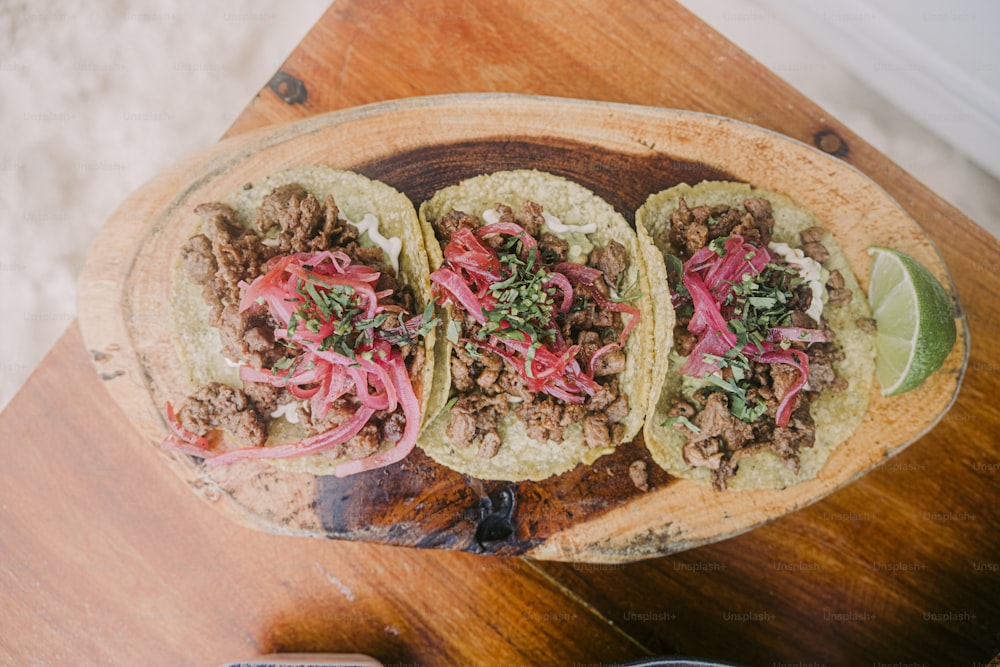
[304,396,359,435]
[589,239,628,284]
[216,304,283,370]
[257,183,320,235]
[181,233,223,318]
[241,380,284,419]
[178,382,267,448]
[587,379,620,412]
[592,307,617,329]
[605,395,629,424]
[539,233,570,263]
[667,400,696,419]
[497,366,532,401]
[564,299,597,333]
[177,182,419,452]
[432,209,480,242]
[668,198,708,257]
[195,202,273,307]
[450,349,476,393]
[380,410,407,444]
[790,310,818,330]
[591,347,627,377]
[447,403,478,444]
[726,199,774,247]
[807,344,847,392]
[560,402,587,429]
[514,201,544,238]
[447,393,508,457]
[583,414,612,449]
[264,188,358,256]
[665,198,855,488]
[182,234,217,284]
[691,392,755,452]
[629,459,650,492]
[769,362,802,404]
[478,432,502,459]
[434,199,634,459]
[672,315,698,357]
[800,226,825,244]
[769,404,815,473]
[342,424,381,460]
[301,397,392,460]
[682,437,724,471]
[517,395,567,442]
[669,197,774,258]
[802,241,830,263]
[827,287,853,307]
[450,331,505,396]
[741,198,772,223]
[475,364,501,390]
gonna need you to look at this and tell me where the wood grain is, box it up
[77,96,967,562]
[0,326,649,666]
[3,0,999,665]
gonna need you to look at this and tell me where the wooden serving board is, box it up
[77,94,967,562]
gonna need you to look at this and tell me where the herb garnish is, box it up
[284,276,435,364]
[695,239,805,422]
[476,236,559,346]
[662,414,701,433]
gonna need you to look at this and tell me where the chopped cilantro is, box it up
[692,239,809,422]
[474,240,559,348]
[662,414,701,433]
[273,356,296,371]
[446,318,462,345]
[709,237,728,256]
[285,276,435,361]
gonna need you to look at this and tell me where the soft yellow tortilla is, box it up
[416,169,656,481]
[638,181,876,490]
[169,166,435,475]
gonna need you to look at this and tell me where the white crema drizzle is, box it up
[261,212,401,274]
[481,208,598,235]
[768,242,825,322]
[270,401,304,424]
[348,213,402,274]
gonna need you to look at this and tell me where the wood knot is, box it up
[267,71,307,105]
[475,485,516,549]
[814,129,848,157]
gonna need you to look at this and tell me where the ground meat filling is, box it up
[177,382,267,448]
[176,183,420,455]
[665,198,848,490]
[434,201,631,456]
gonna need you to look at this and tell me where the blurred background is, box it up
[1,0,998,409]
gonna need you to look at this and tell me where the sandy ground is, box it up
[1,0,997,410]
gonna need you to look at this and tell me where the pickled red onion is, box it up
[675,235,826,427]
[164,250,426,475]
[432,220,635,403]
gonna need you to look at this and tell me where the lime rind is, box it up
[867,246,956,396]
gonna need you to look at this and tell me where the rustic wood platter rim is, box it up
[76,93,968,562]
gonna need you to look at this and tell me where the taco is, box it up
[416,169,655,481]
[163,166,437,477]
[638,181,876,490]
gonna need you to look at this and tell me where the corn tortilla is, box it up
[416,169,656,481]
[169,166,436,475]
[638,181,876,490]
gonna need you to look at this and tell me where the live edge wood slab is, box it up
[3,1,999,666]
[76,95,967,562]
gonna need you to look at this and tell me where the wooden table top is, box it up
[3,1,998,665]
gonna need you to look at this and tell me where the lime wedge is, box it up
[867,246,956,396]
